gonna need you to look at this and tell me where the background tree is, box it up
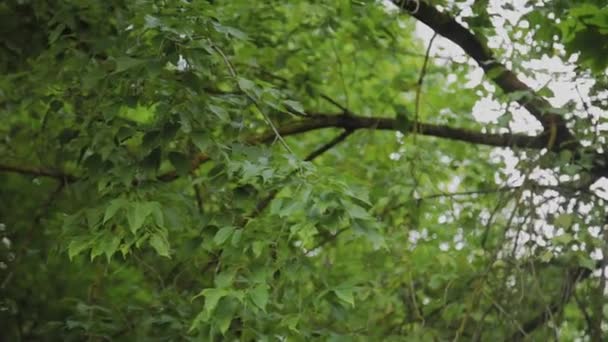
[1,0,608,340]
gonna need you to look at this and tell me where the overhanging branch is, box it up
[393,0,575,147]
[0,113,562,183]
[142,113,550,182]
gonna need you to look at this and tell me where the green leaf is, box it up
[343,201,372,220]
[126,202,153,234]
[103,198,127,223]
[553,214,573,228]
[486,66,505,79]
[540,250,553,263]
[214,226,235,245]
[215,307,233,335]
[249,285,269,312]
[214,270,236,288]
[212,22,248,40]
[281,315,300,332]
[209,104,230,121]
[334,287,355,307]
[150,202,164,227]
[189,288,229,332]
[578,255,596,270]
[68,237,91,261]
[191,131,211,152]
[202,288,228,315]
[506,90,532,102]
[237,77,260,98]
[283,100,305,115]
[553,233,574,245]
[149,233,170,258]
[168,152,191,176]
[114,57,146,73]
[189,310,206,333]
[252,241,264,258]
[84,208,102,228]
[100,234,121,261]
[142,147,162,172]
[144,14,162,29]
[231,229,242,246]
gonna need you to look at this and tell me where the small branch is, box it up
[303,129,353,162]
[157,112,557,182]
[254,113,547,149]
[251,129,354,216]
[414,32,437,141]
[306,227,349,256]
[0,164,76,183]
[320,93,351,114]
[10,112,604,184]
[194,185,204,214]
[331,39,350,111]
[212,43,294,155]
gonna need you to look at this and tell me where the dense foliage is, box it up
[2,0,608,340]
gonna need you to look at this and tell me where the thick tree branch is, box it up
[0,164,76,183]
[256,113,545,148]
[393,0,575,147]
[157,113,549,182]
[6,114,603,183]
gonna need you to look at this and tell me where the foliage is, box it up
[1,0,608,340]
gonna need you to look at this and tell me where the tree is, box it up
[1,0,608,340]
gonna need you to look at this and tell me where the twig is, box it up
[320,94,350,114]
[385,186,531,214]
[211,42,294,154]
[251,129,354,216]
[305,227,349,256]
[193,185,204,214]
[303,129,353,162]
[414,32,438,142]
[330,39,350,111]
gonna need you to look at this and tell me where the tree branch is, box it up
[0,164,76,183]
[159,112,548,182]
[393,0,575,147]
[256,113,546,148]
[6,112,605,184]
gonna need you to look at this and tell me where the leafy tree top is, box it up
[1,0,608,340]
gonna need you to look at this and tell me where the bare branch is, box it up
[393,0,576,147]
[414,32,438,141]
[320,93,351,114]
[256,113,546,149]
